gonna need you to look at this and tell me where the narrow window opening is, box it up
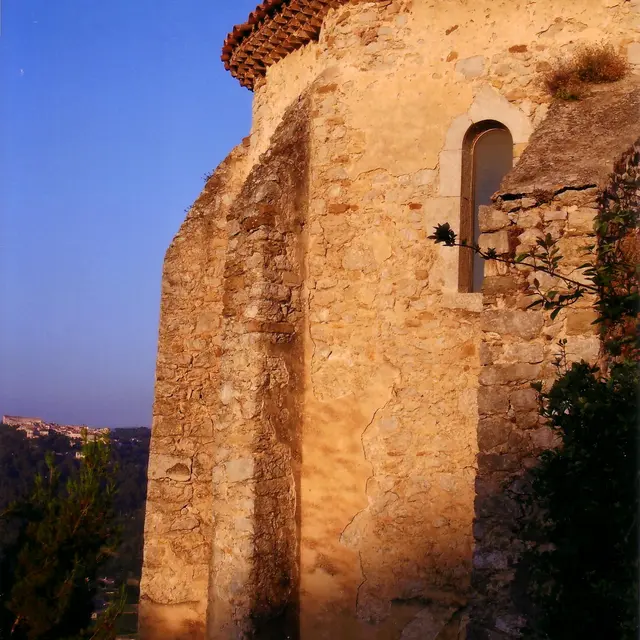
[459,121,513,293]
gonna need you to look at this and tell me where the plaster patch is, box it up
[456,55,486,79]
[438,150,463,197]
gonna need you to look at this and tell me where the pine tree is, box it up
[0,431,123,640]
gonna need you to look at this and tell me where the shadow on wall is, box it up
[139,547,472,640]
[468,455,537,639]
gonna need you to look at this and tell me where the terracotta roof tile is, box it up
[222,0,345,90]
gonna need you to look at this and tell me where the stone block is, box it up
[482,276,518,296]
[148,455,193,482]
[515,411,541,430]
[327,203,350,214]
[413,169,436,186]
[501,199,522,212]
[501,341,544,363]
[481,310,544,340]
[170,515,201,532]
[509,388,538,412]
[147,480,194,504]
[477,453,521,472]
[478,206,509,232]
[444,114,473,150]
[517,227,544,248]
[530,426,560,450]
[478,416,512,450]
[225,457,255,483]
[542,208,567,222]
[495,615,527,636]
[479,342,496,366]
[566,309,598,335]
[478,387,510,416]
[479,363,542,386]
[438,150,462,197]
[473,550,508,570]
[456,55,486,78]
[473,519,490,541]
[545,220,565,241]
[475,475,504,499]
[567,208,596,236]
[398,603,460,639]
[565,336,600,363]
[515,209,541,228]
[553,188,595,207]
[478,230,510,255]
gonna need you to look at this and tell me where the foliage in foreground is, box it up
[523,357,638,639]
[0,432,123,640]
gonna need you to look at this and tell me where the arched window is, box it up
[459,121,513,293]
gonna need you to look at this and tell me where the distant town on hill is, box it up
[0,415,151,637]
[2,414,112,440]
[2,414,148,438]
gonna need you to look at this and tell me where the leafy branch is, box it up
[428,216,638,341]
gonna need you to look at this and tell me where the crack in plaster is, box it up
[355,550,367,620]
[340,387,398,618]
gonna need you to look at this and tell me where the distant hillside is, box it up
[3,414,114,440]
[0,419,151,631]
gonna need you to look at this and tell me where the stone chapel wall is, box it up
[140,0,639,637]
[293,2,637,637]
[206,97,311,640]
[139,144,252,638]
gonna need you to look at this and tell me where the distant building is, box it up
[2,415,44,427]
[2,415,109,441]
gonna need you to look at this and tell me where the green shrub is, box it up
[0,432,123,639]
[522,359,638,639]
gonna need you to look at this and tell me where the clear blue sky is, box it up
[0,0,261,427]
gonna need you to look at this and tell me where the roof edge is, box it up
[221,0,343,90]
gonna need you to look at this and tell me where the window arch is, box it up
[459,121,513,293]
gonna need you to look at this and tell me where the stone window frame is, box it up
[438,86,533,298]
[459,120,513,293]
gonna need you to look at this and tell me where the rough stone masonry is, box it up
[139,1,640,638]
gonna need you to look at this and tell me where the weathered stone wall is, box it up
[140,0,639,637]
[293,2,638,638]
[300,62,481,639]
[140,100,311,639]
[469,81,640,638]
[139,142,251,639]
[471,186,601,638]
[207,97,310,639]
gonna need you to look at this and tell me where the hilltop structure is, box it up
[2,415,110,440]
[139,1,639,638]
